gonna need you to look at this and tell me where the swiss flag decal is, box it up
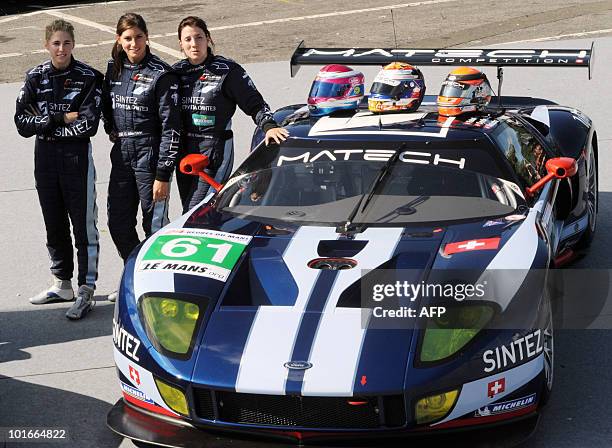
[487,378,505,398]
[444,237,500,255]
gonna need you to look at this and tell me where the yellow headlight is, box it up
[184,302,200,321]
[141,297,201,356]
[160,299,178,317]
[415,389,459,424]
[155,378,189,416]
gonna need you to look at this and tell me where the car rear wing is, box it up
[289,42,593,106]
[290,42,594,78]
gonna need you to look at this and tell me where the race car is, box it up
[107,46,597,447]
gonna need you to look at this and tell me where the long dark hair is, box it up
[177,16,214,54]
[111,13,148,79]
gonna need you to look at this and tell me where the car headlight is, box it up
[155,378,189,416]
[415,389,459,424]
[140,296,201,358]
[419,304,494,362]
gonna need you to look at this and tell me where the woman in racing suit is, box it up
[14,19,103,320]
[102,13,181,264]
[173,16,288,213]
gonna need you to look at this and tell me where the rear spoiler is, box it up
[290,42,594,105]
[290,42,593,77]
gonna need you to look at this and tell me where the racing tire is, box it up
[575,148,598,250]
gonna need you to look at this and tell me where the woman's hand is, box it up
[153,180,170,202]
[64,112,79,124]
[264,127,289,146]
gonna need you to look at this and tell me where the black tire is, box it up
[575,148,598,250]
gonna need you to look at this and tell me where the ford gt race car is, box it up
[107,46,597,447]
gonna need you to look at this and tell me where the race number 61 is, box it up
[143,234,248,269]
[161,237,232,263]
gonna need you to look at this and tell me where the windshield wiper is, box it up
[338,144,405,233]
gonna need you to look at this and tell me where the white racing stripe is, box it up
[235,226,338,394]
[475,187,549,311]
[433,353,544,425]
[302,227,404,396]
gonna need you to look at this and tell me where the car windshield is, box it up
[215,143,526,226]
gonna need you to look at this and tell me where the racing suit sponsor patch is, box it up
[474,393,536,417]
[192,113,215,126]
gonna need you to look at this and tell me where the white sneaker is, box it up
[107,291,118,303]
[29,278,74,304]
[65,285,95,320]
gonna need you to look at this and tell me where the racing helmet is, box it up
[368,62,425,113]
[307,64,365,116]
[437,67,493,116]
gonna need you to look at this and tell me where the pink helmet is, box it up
[307,64,365,116]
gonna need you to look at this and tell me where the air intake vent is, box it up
[308,257,357,270]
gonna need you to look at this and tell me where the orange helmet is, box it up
[368,62,425,113]
[437,67,493,116]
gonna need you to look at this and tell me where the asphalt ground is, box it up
[0,1,612,447]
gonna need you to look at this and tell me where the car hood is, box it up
[191,225,438,395]
[131,206,545,395]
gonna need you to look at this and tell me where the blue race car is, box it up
[107,46,597,447]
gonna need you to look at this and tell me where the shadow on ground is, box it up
[0,376,124,448]
[0,297,114,363]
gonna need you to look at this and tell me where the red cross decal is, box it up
[129,366,141,386]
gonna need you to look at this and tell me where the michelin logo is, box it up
[475,393,536,417]
[120,382,154,405]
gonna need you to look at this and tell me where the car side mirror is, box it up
[526,157,577,197]
[179,154,222,192]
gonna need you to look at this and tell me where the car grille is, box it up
[193,388,215,420]
[192,388,405,429]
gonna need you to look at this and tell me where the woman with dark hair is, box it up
[15,19,103,320]
[174,16,288,212]
[102,13,181,295]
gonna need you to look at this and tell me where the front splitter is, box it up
[107,398,539,448]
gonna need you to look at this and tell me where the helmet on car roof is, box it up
[307,64,365,117]
[437,67,493,116]
[368,62,425,113]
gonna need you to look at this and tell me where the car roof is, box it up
[283,107,504,142]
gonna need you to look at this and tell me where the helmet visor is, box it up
[309,81,351,98]
[370,81,405,99]
[439,81,469,99]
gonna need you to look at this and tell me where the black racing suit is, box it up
[173,54,277,212]
[102,51,181,261]
[15,59,102,288]
[14,58,102,288]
